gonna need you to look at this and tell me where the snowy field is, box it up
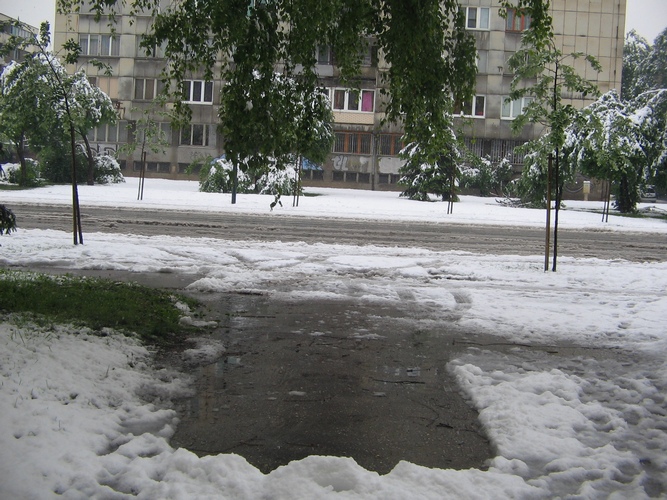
[1,179,667,498]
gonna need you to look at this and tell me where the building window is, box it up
[360,44,374,67]
[378,134,403,156]
[88,121,128,143]
[506,8,531,32]
[136,122,172,146]
[182,80,214,104]
[9,24,34,39]
[316,45,332,65]
[79,34,120,56]
[134,78,164,100]
[501,96,533,119]
[455,95,486,117]
[477,50,488,74]
[461,7,490,30]
[332,88,374,112]
[333,132,372,154]
[136,36,166,58]
[180,124,210,146]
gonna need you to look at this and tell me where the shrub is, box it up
[94,154,125,184]
[4,160,41,186]
[199,156,300,195]
[0,205,17,235]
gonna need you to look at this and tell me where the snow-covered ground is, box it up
[1,179,666,498]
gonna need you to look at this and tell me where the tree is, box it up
[58,0,478,204]
[564,90,645,214]
[0,59,51,186]
[500,0,600,271]
[69,72,117,185]
[622,30,651,100]
[623,28,667,100]
[399,122,464,204]
[632,89,667,192]
[218,71,334,203]
[120,95,171,200]
[1,21,117,243]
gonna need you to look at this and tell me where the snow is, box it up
[1,179,666,498]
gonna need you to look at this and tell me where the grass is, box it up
[0,270,200,344]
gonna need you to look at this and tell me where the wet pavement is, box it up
[167,290,495,474]
[11,266,632,476]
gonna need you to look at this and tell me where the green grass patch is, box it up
[0,270,199,344]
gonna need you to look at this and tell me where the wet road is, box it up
[8,202,667,261]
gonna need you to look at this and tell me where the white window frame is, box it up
[182,80,214,104]
[331,88,375,113]
[501,96,533,119]
[79,34,120,56]
[461,7,490,30]
[180,124,210,146]
[455,95,486,118]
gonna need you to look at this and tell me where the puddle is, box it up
[171,292,494,474]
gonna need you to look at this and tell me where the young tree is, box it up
[500,0,600,271]
[69,72,117,185]
[1,22,117,243]
[399,122,465,204]
[120,95,171,200]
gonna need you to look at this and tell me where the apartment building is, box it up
[1,14,39,71]
[52,1,626,190]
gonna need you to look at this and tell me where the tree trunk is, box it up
[69,124,83,245]
[81,133,95,186]
[16,135,27,186]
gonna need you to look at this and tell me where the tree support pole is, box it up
[552,148,561,272]
[70,123,83,245]
[137,151,147,201]
[544,154,552,272]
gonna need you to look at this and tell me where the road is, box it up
[9,202,667,262]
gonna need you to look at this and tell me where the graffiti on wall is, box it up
[332,155,348,171]
[83,143,118,157]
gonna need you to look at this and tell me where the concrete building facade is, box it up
[52,1,626,190]
[1,14,39,70]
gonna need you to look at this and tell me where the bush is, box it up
[199,157,252,193]
[0,205,17,235]
[199,156,300,195]
[38,144,90,184]
[94,154,125,184]
[5,159,41,187]
[460,156,514,197]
